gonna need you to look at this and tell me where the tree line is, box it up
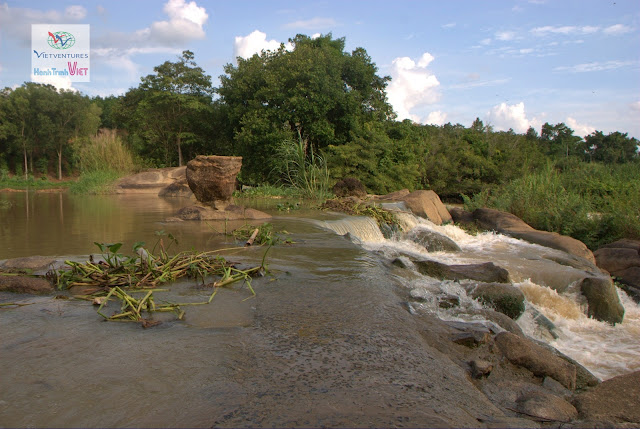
[1,34,638,200]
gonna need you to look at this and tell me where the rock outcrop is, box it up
[398,190,452,225]
[572,370,640,424]
[594,239,640,303]
[579,277,625,324]
[185,155,242,210]
[473,208,595,264]
[172,204,271,221]
[114,166,191,196]
[414,260,511,283]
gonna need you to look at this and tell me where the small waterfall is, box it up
[321,216,385,243]
[322,209,640,380]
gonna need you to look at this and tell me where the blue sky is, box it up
[1,0,639,138]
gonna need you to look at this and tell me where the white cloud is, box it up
[484,102,538,133]
[30,73,75,91]
[631,101,640,111]
[566,117,595,137]
[424,111,447,126]
[479,38,492,46]
[284,17,337,30]
[554,60,637,73]
[234,30,293,59]
[64,5,86,20]
[603,24,633,35]
[442,22,456,29]
[449,78,510,90]
[386,53,441,122]
[146,0,208,45]
[495,31,517,41]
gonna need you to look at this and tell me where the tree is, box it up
[217,34,393,182]
[130,50,214,166]
[540,122,582,159]
[585,131,639,164]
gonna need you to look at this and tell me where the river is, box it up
[1,191,638,427]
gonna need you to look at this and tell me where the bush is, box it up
[76,129,136,174]
[69,170,121,194]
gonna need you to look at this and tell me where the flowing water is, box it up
[1,191,639,426]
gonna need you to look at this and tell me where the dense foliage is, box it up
[0,36,638,246]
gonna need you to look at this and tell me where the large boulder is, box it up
[114,166,190,196]
[593,247,640,273]
[495,331,577,390]
[579,277,625,324]
[173,204,270,221]
[473,208,595,264]
[406,229,461,252]
[186,155,242,210]
[516,391,578,422]
[572,370,640,424]
[614,267,640,303]
[0,256,58,272]
[399,190,452,225]
[414,260,511,283]
[470,282,526,319]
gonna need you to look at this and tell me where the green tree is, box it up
[540,122,582,159]
[217,34,393,182]
[585,131,639,164]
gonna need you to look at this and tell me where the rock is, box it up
[158,177,193,197]
[572,370,640,424]
[470,359,493,378]
[516,391,578,422]
[400,190,452,225]
[451,331,491,348]
[614,267,640,303]
[174,204,270,221]
[472,208,595,264]
[374,189,410,201]
[414,260,511,283]
[470,282,526,319]
[332,177,367,198]
[0,256,57,271]
[480,416,541,428]
[599,239,640,252]
[467,309,525,336]
[0,275,54,294]
[449,207,475,225]
[114,166,187,195]
[594,248,640,273]
[437,294,460,309]
[495,332,577,390]
[185,155,242,210]
[543,376,572,398]
[406,228,461,252]
[579,277,625,324]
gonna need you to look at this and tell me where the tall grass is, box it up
[464,161,640,249]
[274,132,331,199]
[70,129,137,194]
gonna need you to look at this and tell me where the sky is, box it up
[1,0,639,138]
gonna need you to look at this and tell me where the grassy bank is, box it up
[464,161,640,249]
[0,174,72,190]
[68,170,122,194]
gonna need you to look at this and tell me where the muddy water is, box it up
[1,192,639,427]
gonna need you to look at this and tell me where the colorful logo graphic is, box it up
[47,31,76,50]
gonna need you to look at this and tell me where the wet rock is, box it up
[470,282,526,319]
[579,277,625,324]
[174,204,270,221]
[414,259,511,283]
[495,332,577,390]
[470,359,493,378]
[400,190,452,225]
[114,166,186,195]
[594,247,640,273]
[332,177,367,198]
[391,257,412,269]
[516,390,578,422]
[572,370,640,424]
[406,229,461,252]
[185,155,242,210]
[449,207,475,225]
[437,294,460,309]
[614,267,640,303]
[0,256,57,271]
[451,331,492,348]
[0,275,53,294]
[473,207,596,264]
[466,309,524,336]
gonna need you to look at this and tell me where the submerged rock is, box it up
[406,228,461,252]
[470,282,526,320]
[414,259,511,283]
[579,277,625,324]
[174,204,270,221]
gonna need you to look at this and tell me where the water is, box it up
[1,191,639,426]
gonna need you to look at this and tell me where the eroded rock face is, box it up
[186,155,242,210]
